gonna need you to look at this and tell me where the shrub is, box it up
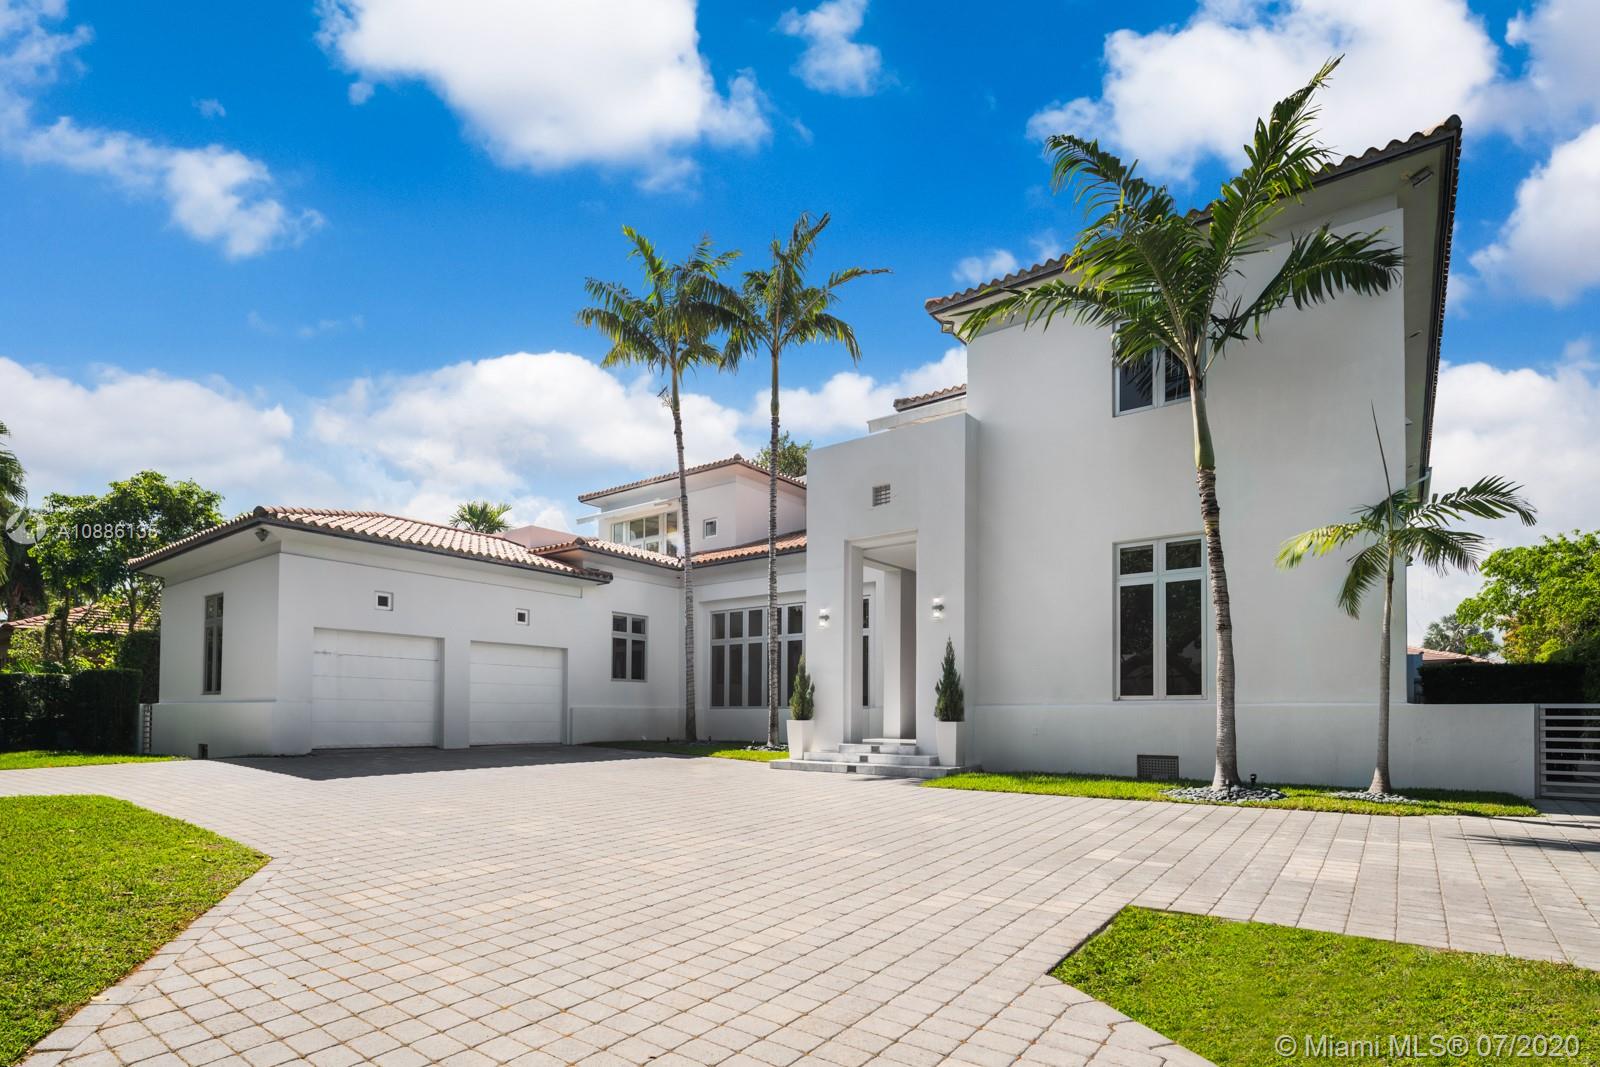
[115,630,161,703]
[0,673,72,748]
[1419,661,1587,704]
[1550,634,1600,703]
[934,639,964,722]
[789,656,815,721]
[0,669,141,752]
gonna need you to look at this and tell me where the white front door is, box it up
[469,642,565,745]
[312,629,441,748]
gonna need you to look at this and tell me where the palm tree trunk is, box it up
[1191,383,1240,789]
[766,343,781,748]
[1371,555,1395,794]
[671,372,697,742]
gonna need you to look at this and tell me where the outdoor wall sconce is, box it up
[817,607,831,629]
[930,596,945,621]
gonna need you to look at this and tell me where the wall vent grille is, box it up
[871,484,891,507]
[1136,754,1180,781]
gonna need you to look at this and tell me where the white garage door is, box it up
[312,629,441,748]
[470,642,565,745]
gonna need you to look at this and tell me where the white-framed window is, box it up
[374,591,394,611]
[612,613,647,681]
[514,608,530,626]
[202,593,224,695]
[1116,536,1206,699]
[703,518,718,539]
[608,511,681,556]
[1115,351,1192,415]
[710,603,805,708]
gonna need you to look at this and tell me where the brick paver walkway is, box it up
[7,747,1600,1066]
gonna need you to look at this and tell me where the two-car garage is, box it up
[311,629,565,749]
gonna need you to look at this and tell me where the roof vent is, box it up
[871,484,891,507]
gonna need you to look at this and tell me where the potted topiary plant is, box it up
[933,638,966,766]
[787,655,815,759]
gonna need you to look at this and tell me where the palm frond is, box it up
[1394,526,1486,574]
[1276,520,1365,569]
[1417,476,1537,526]
[1336,542,1387,617]
[1231,226,1402,336]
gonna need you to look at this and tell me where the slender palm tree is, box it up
[1278,425,1534,793]
[729,213,886,748]
[957,59,1402,788]
[579,228,741,742]
[0,420,24,591]
[451,500,514,533]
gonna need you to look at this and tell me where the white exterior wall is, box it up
[151,531,689,756]
[691,554,809,741]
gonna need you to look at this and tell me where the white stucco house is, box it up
[132,117,1553,797]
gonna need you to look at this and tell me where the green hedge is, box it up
[0,669,142,752]
[114,630,160,704]
[1419,661,1587,704]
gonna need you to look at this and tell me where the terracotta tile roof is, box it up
[892,383,967,412]
[1407,645,1490,664]
[1,602,141,634]
[129,506,610,582]
[923,117,1463,317]
[534,531,809,570]
[577,455,805,504]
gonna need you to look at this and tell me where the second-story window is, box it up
[1116,351,1192,415]
[608,511,681,556]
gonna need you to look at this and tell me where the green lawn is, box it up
[593,740,789,762]
[925,771,1538,817]
[0,751,178,771]
[0,796,266,1065]
[1054,907,1600,1067]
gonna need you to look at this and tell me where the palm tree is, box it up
[729,213,885,748]
[451,500,514,533]
[0,420,25,591]
[957,59,1402,789]
[1278,422,1534,794]
[579,228,741,742]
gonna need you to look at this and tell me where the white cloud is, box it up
[193,97,225,119]
[767,348,967,438]
[0,2,319,258]
[1407,344,1600,639]
[953,248,1018,287]
[316,0,769,180]
[1028,0,1501,181]
[1479,0,1600,138]
[778,0,883,96]
[1470,123,1600,306]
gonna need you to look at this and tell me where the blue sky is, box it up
[1,0,1597,633]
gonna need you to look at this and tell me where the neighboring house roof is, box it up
[577,454,805,504]
[534,531,808,570]
[920,118,1462,472]
[893,384,967,412]
[129,507,610,583]
[1,602,138,634]
[1407,645,1490,664]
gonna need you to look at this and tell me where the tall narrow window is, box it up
[711,604,805,708]
[611,613,647,681]
[1116,537,1205,699]
[861,596,872,707]
[202,593,224,695]
[1116,351,1192,414]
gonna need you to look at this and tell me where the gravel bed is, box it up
[1163,785,1288,804]
[1327,790,1415,804]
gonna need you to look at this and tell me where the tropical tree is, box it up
[729,213,885,747]
[1421,612,1494,657]
[451,500,514,533]
[756,430,812,479]
[578,227,742,741]
[1277,442,1534,794]
[1455,532,1600,662]
[0,420,25,591]
[957,59,1403,788]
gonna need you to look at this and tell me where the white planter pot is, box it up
[787,719,813,760]
[935,720,968,767]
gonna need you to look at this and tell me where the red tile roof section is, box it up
[1,602,142,634]
[129,507,609,582]
[577,454,805,504]
[892,383,967,412]
[533,532,808,570]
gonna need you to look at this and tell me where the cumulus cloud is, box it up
[0,2,319,258]
[767,348,967,437]
[315,0,769,181]
[1469,123,1600,306]
[1478,0,1600,138]
[778,0,883,96]
[1407,343,1600,640]
[1026,0,1500,181]
[952,249,1018,287]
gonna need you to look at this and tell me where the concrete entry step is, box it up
[769,758,974,779]
[839,739,921,756]
[801,750,939,767]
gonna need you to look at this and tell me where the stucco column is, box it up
[844,544,865,743]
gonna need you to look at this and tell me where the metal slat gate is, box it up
[1538,705,1600,801]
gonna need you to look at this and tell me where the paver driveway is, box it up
[7,748,1600,1067]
